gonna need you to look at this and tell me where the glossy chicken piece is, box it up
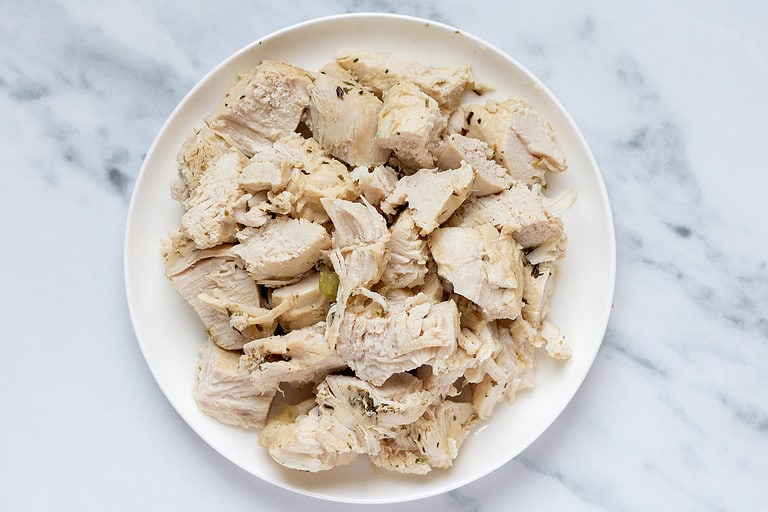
[435,133,512,196]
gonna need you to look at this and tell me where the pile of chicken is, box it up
[161,49,575,474]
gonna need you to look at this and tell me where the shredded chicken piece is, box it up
[194,341,274,428]
[383,163,474,235]
[349,164,399,210]
[463,98,566,185]
[307,63,390,166]
[207,61,314,156]
[435,133,513,196]
[233,217,330,286]
[337,49,477,111]
[375,82,446,170]
[240,322,347,391]
[429,224,524,320]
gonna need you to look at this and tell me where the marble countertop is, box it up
[2,1,766,510]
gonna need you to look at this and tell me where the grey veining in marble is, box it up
[1,0,766,510]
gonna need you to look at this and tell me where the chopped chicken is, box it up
[382,163,474,235]
[464,99,566,185]
[240,323,347,391]
[162,232,274,349]
[180,151,247,249]
[380,209,429,289]
[349,164,399,210]
[321,198,391,345]
[172,126,230,207]
[375,81,446,170]
[307,63,390,166]
[371,400,475,474]
[449,182,563,248]
[284,151,356,224]
[164,52,574,476]
[233,217,330,286]
[336,293,459,385]
[193,341,275,428]
[337,49,476,111]
[429,224,524,320]
[259,374,432,471]
[206,61,314,156]
[238,134,357,223]
[533,320,571,360]
[522,261,557,328]
[435,133,513,196]
[270,272,333,330]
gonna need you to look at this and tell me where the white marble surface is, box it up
[1,1,766,510]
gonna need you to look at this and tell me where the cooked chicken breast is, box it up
[207,61,314,156]
[449,182,563,249]
[162,232,274,350]
[180,151,247,249]
[349,164,399,210]
[194,341,275,429]
[336,293,459,385]
[270,272,333,331]
[172,126,230,208]
[307,63,390,166]
[240,322,347,391]
[464,99,566,185]
[380,209,429,289]
[259,374,432,472]
[382,163,474,235]
[233,217,331,286]
[429,224,524,320]
[375,82,446,170]
[321,198,391,345]
[435,133,513,196]
[337,49,476,111]
[370,400,474,474]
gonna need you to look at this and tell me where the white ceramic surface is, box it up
[124,13,613,504]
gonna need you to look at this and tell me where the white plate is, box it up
[124,13,615,504]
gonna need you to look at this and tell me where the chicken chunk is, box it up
[336,293,459,385]
[193,341,275,428]
[379,210,429,289]
[307,64,390,166]
[206,61,314,156]
[522,261,557,329]
[429,224,524,320]
[382,163,474,235]
[371,400,474,474]
[180,151,248,249]
[533,320,571,360]
[464,99,566,185]
[162,233,274,350]
[239,134,357,223]
[376,82,445,170]
[240,323,347,391]
[435,133,513,196]
[337,49,476,111]
[259,374,432,472]
[349,164,399,210]
[450,182,563,249]
[233,217,331,286]
[321,198,391,344]
[270,272,333,331]
[172,126,230,207]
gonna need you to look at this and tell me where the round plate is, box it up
[124,13,615,504]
